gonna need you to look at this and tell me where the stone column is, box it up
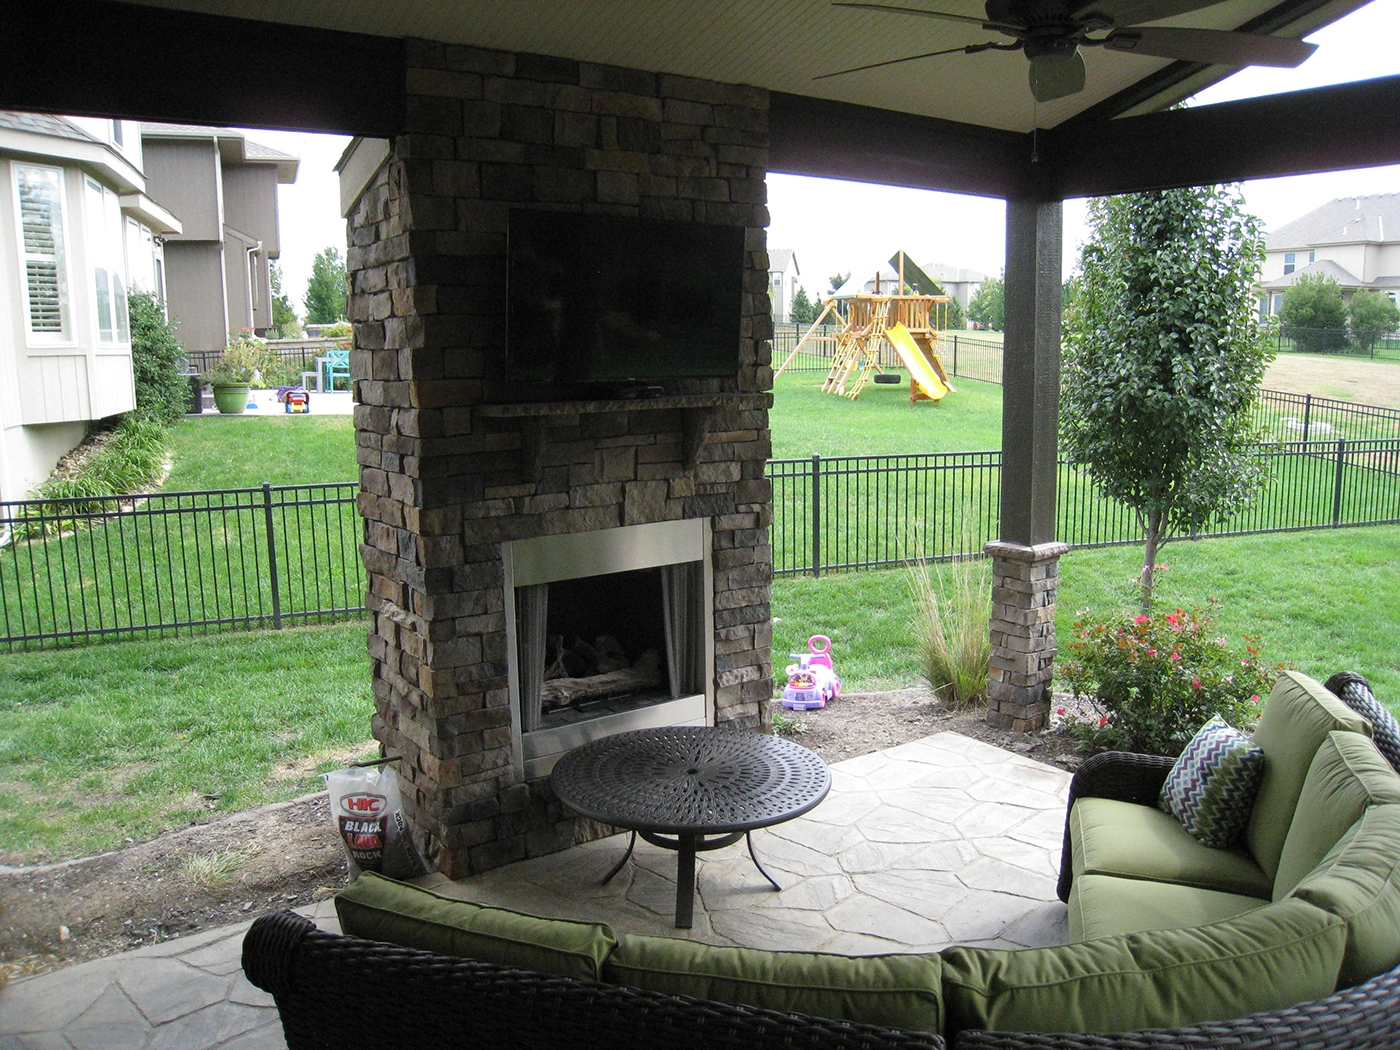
[985,539,1069,732]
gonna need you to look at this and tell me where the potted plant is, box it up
[203,331,268,414]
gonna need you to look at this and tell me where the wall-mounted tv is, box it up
[506,209,745,393]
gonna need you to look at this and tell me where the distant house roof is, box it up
[1258,258,1364,292]
[140,122,300,182]
[0,110,96,143]
[1266,193,1400,251]
[768,248,797,274]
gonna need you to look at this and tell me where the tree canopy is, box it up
[1279,273,1348,352]
[789,285,817,324]
[1062,185,1273,607]
[1348,289,1400,353]
[967,275,1004,331]
[303,247,347,324]
[270,262,301,336]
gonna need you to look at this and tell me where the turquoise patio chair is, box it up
[320,348,350,391]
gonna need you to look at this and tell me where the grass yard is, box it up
[0,621,376,863]
[774,525,1400,703]
[165,414,358,488]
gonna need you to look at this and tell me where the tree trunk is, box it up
[1140,510,1163,614]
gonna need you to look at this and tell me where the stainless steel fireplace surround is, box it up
[504,519,715,779]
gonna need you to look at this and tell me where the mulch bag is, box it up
[325,764,429,880]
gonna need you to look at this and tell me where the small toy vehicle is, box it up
[781,653,840,711]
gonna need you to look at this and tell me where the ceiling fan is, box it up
[820,0,1317,102]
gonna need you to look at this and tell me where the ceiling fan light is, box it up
[1028,48,1086,101]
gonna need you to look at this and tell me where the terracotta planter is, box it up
[211,382,251,414]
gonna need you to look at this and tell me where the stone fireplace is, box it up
[340,42,774,878]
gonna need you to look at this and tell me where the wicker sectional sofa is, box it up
[243,670,1400,1049]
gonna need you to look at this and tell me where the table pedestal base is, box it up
[601,829,782,929]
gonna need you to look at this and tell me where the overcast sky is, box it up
[248,0,1398,312]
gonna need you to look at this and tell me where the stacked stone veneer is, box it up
[984,541,1069,732]
[344,41,774,878]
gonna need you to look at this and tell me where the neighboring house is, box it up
[832,251,985,309]
[140,124,298,353]
[0,111,181,502]
[768,248,800,323]
[1257,193,1400,318]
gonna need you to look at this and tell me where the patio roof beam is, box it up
[1041,75,1400,199]
[0,0,405,137]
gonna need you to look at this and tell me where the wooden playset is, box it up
[774,254,956,402]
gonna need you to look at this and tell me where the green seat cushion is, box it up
[940,897,1346,1036]
[1159,715,1266,848]
[605,934,943,1034]
[1273,731,1400,900]
[1292,803,1400,988]
[1069,873,1265,941]
[334,872,618,981]
[1070,797,1271,899]
[1247,671,1371,883]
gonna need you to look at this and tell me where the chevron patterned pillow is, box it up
[1159,715,1267,848]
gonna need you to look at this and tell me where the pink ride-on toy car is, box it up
[780,635,840,711]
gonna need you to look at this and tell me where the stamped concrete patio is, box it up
[0,732,1072,1049]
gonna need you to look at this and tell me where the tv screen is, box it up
[506,209,745,390]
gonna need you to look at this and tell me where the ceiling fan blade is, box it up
[1028,48,1086,102]
[1103,26,1317,67]
[831,2,994,28]
[814,41,1005,79]
[1071,0,1224,28]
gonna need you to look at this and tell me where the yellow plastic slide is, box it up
[885,323,951,402]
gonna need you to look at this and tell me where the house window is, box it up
[85,176,129,344]
[12,163,71,341]
[1283,252,1295,275]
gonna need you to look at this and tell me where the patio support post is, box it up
[986,196,1067,732]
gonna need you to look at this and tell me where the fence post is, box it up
[952,335,959,378]
[810,454,821,578]
[1302,393,1312,440]
[1331,438,1347,528]
[262,482,284,629]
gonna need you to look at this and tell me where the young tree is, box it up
[789,285,816,324]
[827,272,850,295]
[270,262,301,336]
[303,247,347,324]
[967,275,1004,330]
[1062,185,1273,609]
[1279,273,1348,352]
[1348,290,1400,353]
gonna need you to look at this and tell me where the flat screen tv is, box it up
[506,209,745,392]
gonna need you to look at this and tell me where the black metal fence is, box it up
[1271,326,1400,361]
[0,483,361,650]
[183,338,346,378]
[769,437,1400,576]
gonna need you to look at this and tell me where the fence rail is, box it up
[769,438,1400,576]
[2,438,1398,649]
[0,483,361,650]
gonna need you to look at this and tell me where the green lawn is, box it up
[774,525,1400,702]
[0,621,376,863]
[165,415,358,488]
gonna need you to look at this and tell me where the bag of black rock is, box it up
[325,765,428,879]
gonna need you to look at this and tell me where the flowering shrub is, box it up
[1059,598,1283,757]
[203,329,295,388]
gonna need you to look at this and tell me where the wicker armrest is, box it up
[242,911,947,1050]
[951,961,1400,1049]
[1056,751,1177,902]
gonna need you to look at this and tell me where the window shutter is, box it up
[15,165,69,338]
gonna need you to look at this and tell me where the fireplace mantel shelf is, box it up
[478,394,771,479]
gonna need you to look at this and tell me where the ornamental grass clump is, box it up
[1060,595,1282,757]
[908,550,992,708]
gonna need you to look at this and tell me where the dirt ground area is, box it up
[0,686,1090,982]
[1263,353,1400,410]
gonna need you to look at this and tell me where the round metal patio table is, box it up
[549,726,831,928]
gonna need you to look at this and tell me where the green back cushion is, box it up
[334,872,618,980]
[1292,803,1400,988]
[940,897,1345,1036]
[605,934,943,1034]
[1273,731,1400,900]
[1247,671,1370,881]
[1159,715,1267,848]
